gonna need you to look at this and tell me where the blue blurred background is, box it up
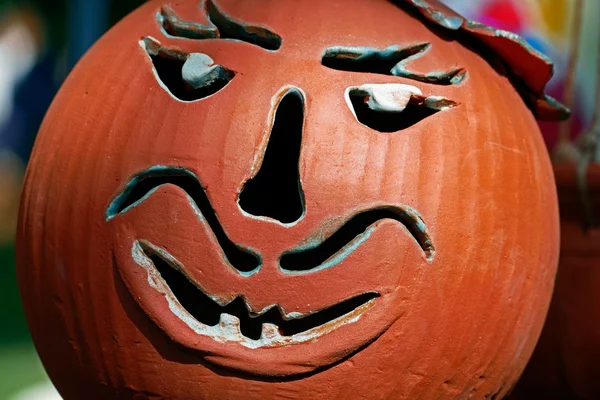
[0,0,598,398]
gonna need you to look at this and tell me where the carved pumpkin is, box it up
[16,0,567,398]
[510,164,600,400]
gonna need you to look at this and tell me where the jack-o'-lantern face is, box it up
[107,0,451,376]
[17,0,566,397]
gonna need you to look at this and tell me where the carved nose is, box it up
[238,88,305,224]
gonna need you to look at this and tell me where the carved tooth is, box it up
[219,314,242,338]
[283,311,304,320]
[260,323,282,341]
[208,293,234,307]
[245,300,274,318]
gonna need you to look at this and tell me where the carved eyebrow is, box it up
[322,43,466,85]
[158,0,282,51]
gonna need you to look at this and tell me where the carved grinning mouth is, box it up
[137,241,379,343]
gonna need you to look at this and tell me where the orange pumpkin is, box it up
[16,0,567,398]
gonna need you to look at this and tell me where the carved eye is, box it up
[345,84,458,132]
[142,37,235,102]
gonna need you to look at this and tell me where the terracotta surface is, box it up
[17,0,561,398]
[510,164,600,400]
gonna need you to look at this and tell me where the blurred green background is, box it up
[0,0,598,398]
